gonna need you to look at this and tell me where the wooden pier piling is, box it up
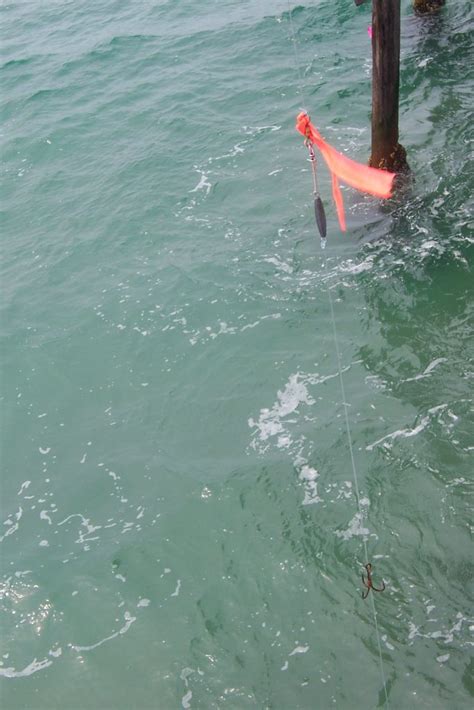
[369,0,409,172]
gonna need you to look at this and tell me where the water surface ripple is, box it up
[1,1,473,708]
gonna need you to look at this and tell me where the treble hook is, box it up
[361,563,386,599]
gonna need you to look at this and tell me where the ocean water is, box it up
[1,0,473,708]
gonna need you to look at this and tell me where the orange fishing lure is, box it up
[296,112,395,231]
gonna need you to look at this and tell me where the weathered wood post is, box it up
[369,0,409,172]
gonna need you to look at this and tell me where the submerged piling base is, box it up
[369,142,409,174]
[413,0,445,14]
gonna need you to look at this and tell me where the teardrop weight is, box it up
[314,196,327,239]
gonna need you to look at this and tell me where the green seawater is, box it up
[1,1,473,708]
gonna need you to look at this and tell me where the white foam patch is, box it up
[242,124,281,135]
[0,507,23,542]
[423,358,448,375]
[181,691,192,709]
[248,368,352,505]
[340,255,374,274]
[17,481,31,495]
[209,321,237,339]
[0,657,52,678]
[180,667,200,708]
[58,513,102,546]
[264,256,293,274]
[289,644,309,656]
[366,404,448,451]
[404,357,447,383]
[299,465,321,505]
[420,239,444,254]
[249,374,314,448]
[71,611,136,652]
[190,169,211,194]
[188,314,281,346]
[171,580,181,598]
[381,635,395,651]
[208,140,248,163]
[408,612,466,645]
[335,511,370,541]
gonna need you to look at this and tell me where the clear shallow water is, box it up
[1,1,473,708]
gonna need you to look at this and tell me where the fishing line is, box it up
[285,0,309,110]
[282,3,390,706]
[327,281,389,707]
